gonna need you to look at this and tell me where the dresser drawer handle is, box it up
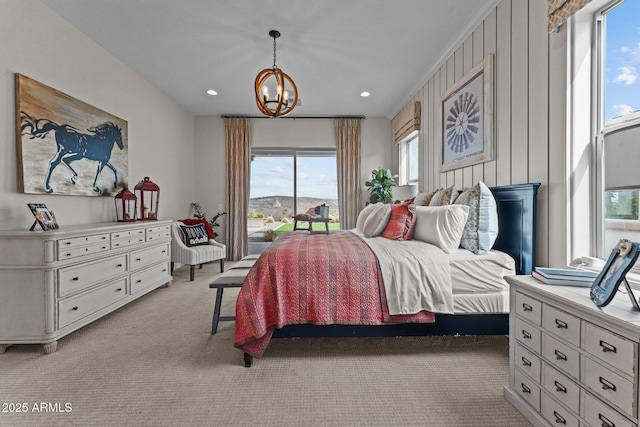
[522,303,533,312]
[522,330,532,339]
[599,413,615,427]
[65,241,71,245]
[521,357,532,367]
[599,377,617,392]
[555,319,568,329]
[161,250,167,253]
[553,411,566,425]
[72,277,79,281]
[135,258,142,261]
[554,349,567,361]
[116,263,123,267]
[136,280,142,284]
[599,340,617,353]
[554,380,567,394]
[162,269,167,272]
[72,306,78,311]
[65,253,72,257]
[116,288,122,292]
[520,383,531,394]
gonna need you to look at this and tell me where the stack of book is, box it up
[532,267,598,287]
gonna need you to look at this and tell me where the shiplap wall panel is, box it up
[406,0,560,265]
[528,0,550,266]
[511,0,530,185]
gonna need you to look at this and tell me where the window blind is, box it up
[393,101,421,144]
[604,124,640,190]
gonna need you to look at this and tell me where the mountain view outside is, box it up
[249,152,339,227]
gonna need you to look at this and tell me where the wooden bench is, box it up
[208,255,258,335]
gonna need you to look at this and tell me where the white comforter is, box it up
[354,231,455,315]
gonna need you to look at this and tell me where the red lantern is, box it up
[114,187,137,222]
[134,177,160,221]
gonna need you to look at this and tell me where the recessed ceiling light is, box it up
[360,91,371,97]
[206,89,218,96]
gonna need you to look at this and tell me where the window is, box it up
[398,134,419,185]
[595,0,640,253]
[249,148,338,224]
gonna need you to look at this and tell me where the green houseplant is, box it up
[190,202,227,238]
[365,167,398,204]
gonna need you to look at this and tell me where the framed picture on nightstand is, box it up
[590,239,640,308]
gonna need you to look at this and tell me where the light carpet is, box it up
[0,261,530,426]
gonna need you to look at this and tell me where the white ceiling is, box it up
[41,0,497,119]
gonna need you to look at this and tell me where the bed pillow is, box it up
[381,201,417,240]
[414,189,439,206]
[412,205,469,253]
[356,203,382,234]
[454,181,498,255]
[179,223,210,247]
[361,203,392,237]
[429,185,459,206]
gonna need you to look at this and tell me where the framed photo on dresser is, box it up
[28,203,58,231]
[590,239,640,308]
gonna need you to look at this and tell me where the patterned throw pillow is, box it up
[181,218,214,239]
[414,189,439,206]
[179,223,210,247]
[454,181,498,254]
[429,185,458,206]
[381,201,417,240]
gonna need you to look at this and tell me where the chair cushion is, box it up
[179,223,210,247]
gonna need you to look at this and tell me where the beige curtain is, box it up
[335,119,361,230]
[393,101,421,144]
[548,0,592,32]
[225,118,251,260]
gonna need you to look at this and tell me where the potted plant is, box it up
[365,167,398,204]
[190,202,227,238]
[247,211,266,228]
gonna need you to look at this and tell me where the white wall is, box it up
[193,116,391,242]
[395,0,568,267]
[0,0,196,230]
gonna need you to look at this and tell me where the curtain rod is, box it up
[221,115,365,120]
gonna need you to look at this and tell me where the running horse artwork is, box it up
[20,112,123,194]
[15,74,128,196]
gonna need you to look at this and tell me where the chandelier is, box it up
[254,30,298,117]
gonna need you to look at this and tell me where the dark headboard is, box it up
[489,183,540,275]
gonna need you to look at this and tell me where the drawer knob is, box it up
[520,383,531,394]
[599,340,617,353]
[136,280,142,283]
[521,356,532,367]
[522,330,532,339]
[555,319,568,329]
[599,413,615,427]
[72,277,79,281]
[553,411,566,425]
[162,269,167,272]
[116,288,122,292]
[65,241,71,245]
[116,263,123,268]
[135,258,142,261]
[554,349,567,361]
[162,250,167,253]
[522,303,533,312]
[599,376,617,392]
[66,253,72,257]
[554,380,567,394]
[72,306,78,311]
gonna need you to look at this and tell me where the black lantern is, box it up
[114,187,137,222]
[134,177,160,221]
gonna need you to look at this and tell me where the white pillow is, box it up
[413,205,470,253]
[361,203,392,237]
[356,203,380,234]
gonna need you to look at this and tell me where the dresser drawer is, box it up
[542,304,580,347]
[58,278,127,328]
[58,241,111,260]
[130,243,169,271]
[541,363,580,414]
[111,236,145,249]
[111,229,145,241]
[583,357,635,417]
[541,392,579,427]
[58,254,128,297]
[583,322,636,376]
[582,391,636,427]
[515,343,541,382]
[515,317,541,353]
[515,368,541,411]
[515,291,542,326]
[130,262,170,294]
[542,334,580,380]
[145,225,170,241]
[58,233,109,250]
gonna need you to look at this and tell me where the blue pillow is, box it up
[454,181,498,254]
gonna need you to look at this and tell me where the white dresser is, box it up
[0,221,172,354]
[505,275,640,427]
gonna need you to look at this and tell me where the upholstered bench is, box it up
[208,255,259,335]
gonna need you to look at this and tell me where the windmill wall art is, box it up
[15,74,128,196]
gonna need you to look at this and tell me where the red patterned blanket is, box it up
[234,230,435,358]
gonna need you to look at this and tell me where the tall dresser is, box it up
[505,275,640,427]
[0,221,172,354]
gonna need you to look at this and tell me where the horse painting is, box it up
[20,112,124,194]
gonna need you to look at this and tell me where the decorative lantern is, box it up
[114,187,137,222]
[134,177,160,221]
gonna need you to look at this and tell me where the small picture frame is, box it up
[27,203,59,231]
[590,239,640,308]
